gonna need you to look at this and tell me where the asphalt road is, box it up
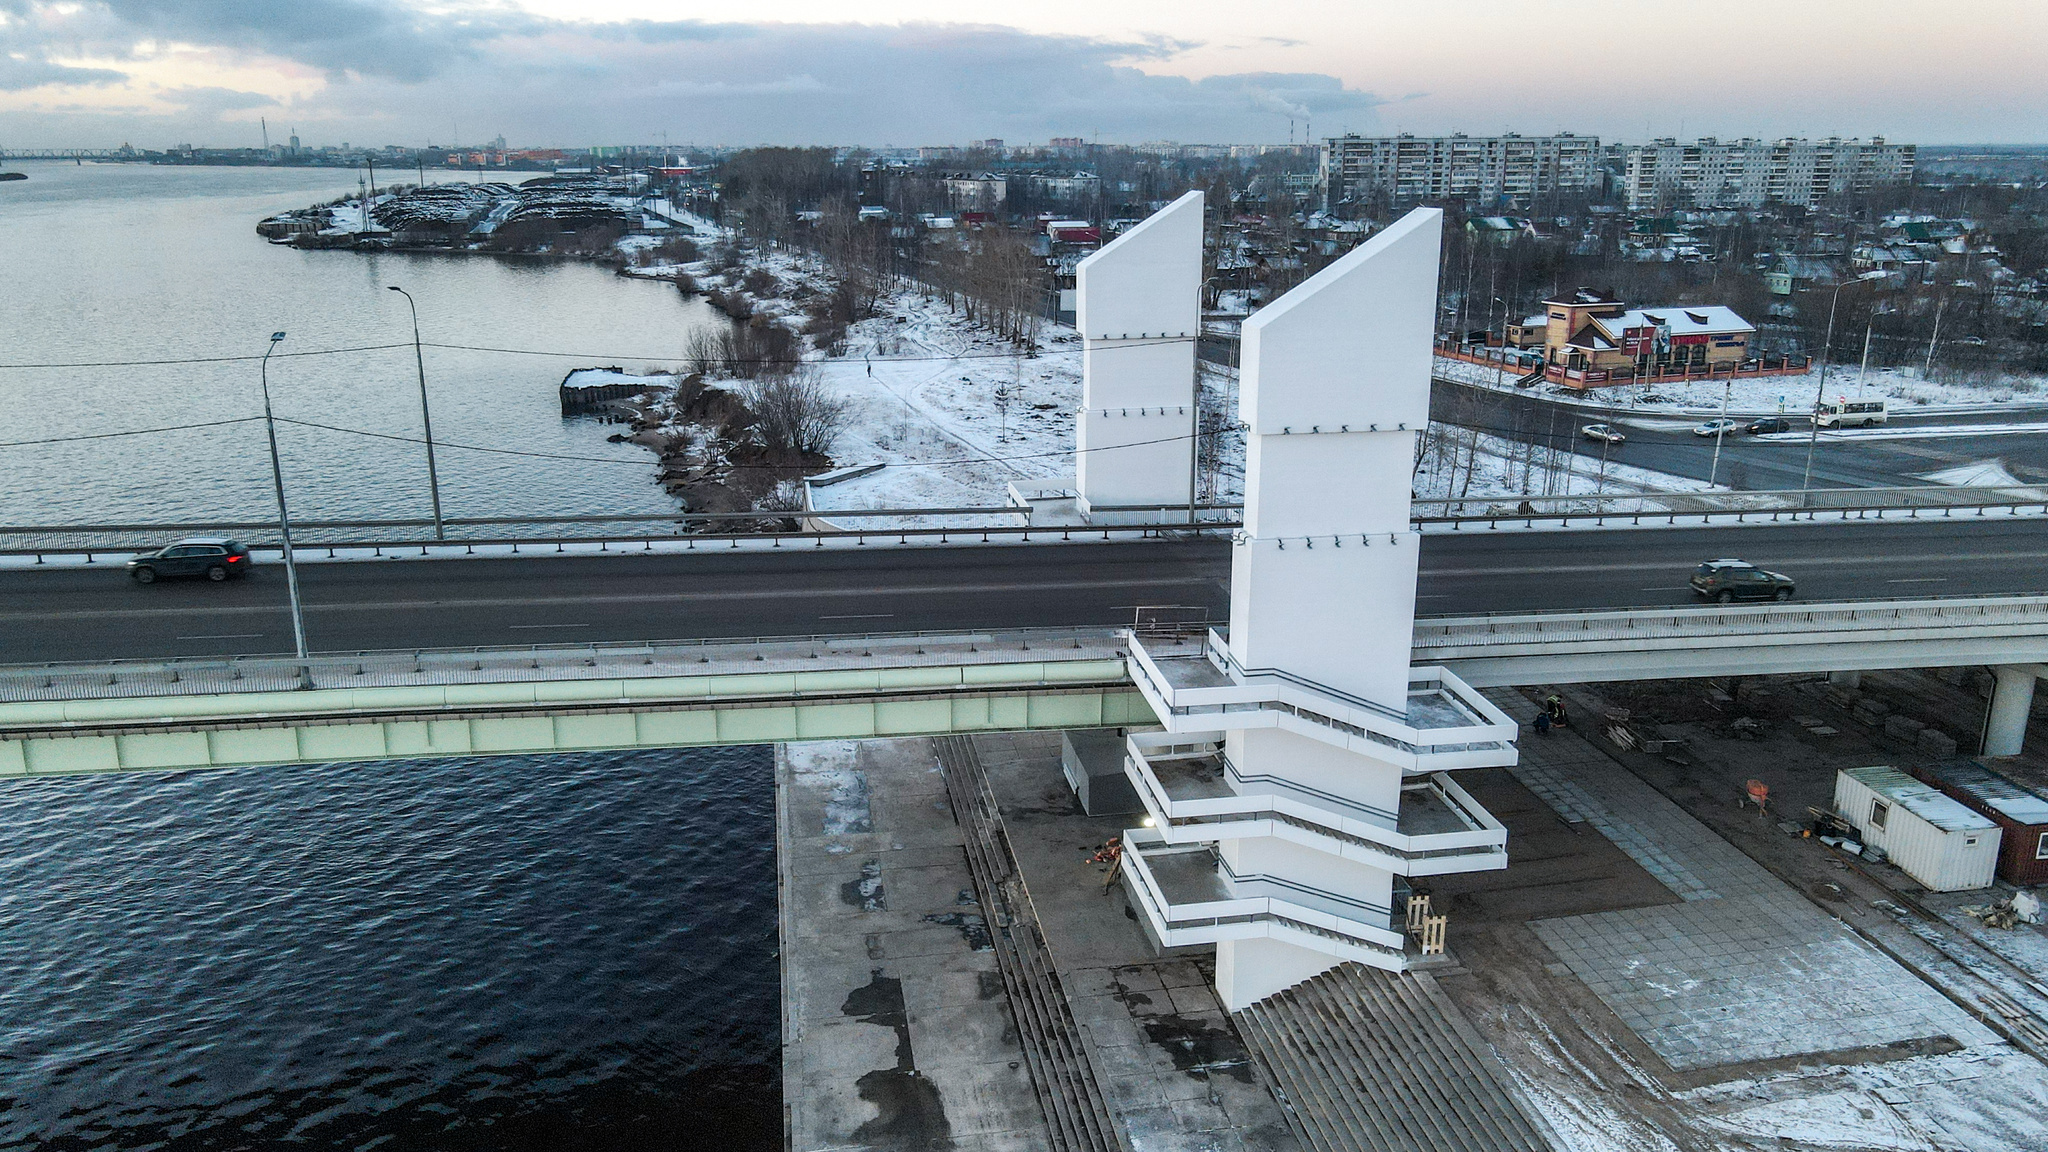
[1433,379,2048,490]
[3,519,2044,664]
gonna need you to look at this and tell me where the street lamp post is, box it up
[387,286,445,538]
[1799,271,1887,496]
[258,332,312,683]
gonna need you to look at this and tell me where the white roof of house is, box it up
[1845,766,1998,832]
[1601,305,1754,336]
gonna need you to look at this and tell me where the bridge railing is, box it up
[1411,483,2048,528]
[0,508,1240,559]
[1415,593,2048,646]
[3,484,2044,558]
[0,625,1133,703]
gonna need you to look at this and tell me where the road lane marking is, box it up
[0,576,1223,624]
[175,632,264,640]
[1639,587,1687,592]
[507,623,590,629]
[1885,578,1949,584]
[819,613,895,620]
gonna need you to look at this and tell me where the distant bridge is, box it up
[0,149,139,161]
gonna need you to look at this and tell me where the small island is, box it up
[257,172,703,259]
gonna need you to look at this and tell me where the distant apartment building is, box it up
[1024,172,1102,207]
[1048,137,1087,152]
[1621,137,1915,210]
[942,174,1008,212]
[1319,133,1602,207]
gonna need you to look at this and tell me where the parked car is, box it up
[127,537,251,584]
[1693,418,1741,437]
[1689,558,1795,603]
[1746,416,1795,434]
[1580,423,1626,444]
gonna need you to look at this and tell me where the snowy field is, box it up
[618,243,1728,524]
[1436,356,2048,416]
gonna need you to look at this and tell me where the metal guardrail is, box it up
[1410,483,2048,528]
[4,484,2045,557]
[0,625,1131,703]
[1413,594,2048,649]
[0,519,1242,561]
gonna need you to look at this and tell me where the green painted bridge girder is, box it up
[0,659,1155,777]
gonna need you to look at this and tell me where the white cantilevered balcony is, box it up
[1124,629,1518,772]
[1120,835,1417,971]
[1122,732,1507,876]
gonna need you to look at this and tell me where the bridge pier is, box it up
[1985,664,2046,757]
[1827,670,1862,690]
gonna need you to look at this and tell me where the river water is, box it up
[0,165,780,1148]
[0,747,781,1150]
[0,161,720,526]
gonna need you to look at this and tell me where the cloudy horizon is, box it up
[1,0,2044,149]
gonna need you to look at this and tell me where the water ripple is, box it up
[0,747,779,1150]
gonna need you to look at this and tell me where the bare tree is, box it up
[746,367,847,457]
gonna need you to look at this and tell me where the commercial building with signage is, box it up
[1541,289,1754,374]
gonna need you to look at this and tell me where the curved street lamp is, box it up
[388,286,446,539]
[258,331,311,683]
[1799,271,1888,495]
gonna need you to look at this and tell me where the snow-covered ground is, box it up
[1413,427,1720,516]
[623,241,1716,525]
[1436,355,2048,415]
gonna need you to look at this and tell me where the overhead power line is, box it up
[273,416,1202,471]
[0,335,1199,372]
[0,417,264,449]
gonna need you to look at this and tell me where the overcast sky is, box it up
[2,0,2044,149]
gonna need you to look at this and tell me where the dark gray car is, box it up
[128,537,251,584]
[1689,559,1795,603]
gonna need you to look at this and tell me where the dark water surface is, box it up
[0,747,779,1150]
[0,161,719,525]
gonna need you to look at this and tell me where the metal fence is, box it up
[4,484,2044,558]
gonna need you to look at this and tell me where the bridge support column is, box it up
[1827,670,1862,690]
[1985,665,2042,757]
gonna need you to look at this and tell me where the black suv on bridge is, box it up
[1689,559,1796,603]
[127,537,251,584]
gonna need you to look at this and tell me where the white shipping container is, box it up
[1834,766,2000,892]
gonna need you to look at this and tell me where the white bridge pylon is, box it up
[1118,208,1524,1011]
[1074,190,1203,522]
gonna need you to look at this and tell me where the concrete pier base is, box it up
[1985,665,2042,757]
[1828,670,1863,690]
[1214,939,1343,1014]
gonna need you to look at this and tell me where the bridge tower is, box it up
[1073,190,1202,523]
[1121,208,1523,1010]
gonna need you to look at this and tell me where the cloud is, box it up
[88,0,541,82]
[0,55,125,91]
[0,6,1388,145]
[159,83,276,112]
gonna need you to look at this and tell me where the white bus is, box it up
[1815,399,1887,428]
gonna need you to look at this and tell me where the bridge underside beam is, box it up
[0,686,1154,777]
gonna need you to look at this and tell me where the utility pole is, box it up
[1708,375,1733,487]
[387,287,446,538]
[1857,313,1875,399]
[1924,295,1945,380]
[258,332,312,686]
[1800,272,1885,495]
